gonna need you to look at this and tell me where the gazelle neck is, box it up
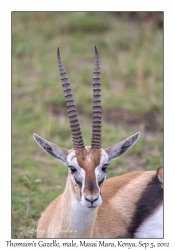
[58,176,98,238]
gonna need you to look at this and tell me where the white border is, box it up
[1,1,175,249]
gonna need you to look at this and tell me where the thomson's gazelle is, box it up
[33,47,163,238]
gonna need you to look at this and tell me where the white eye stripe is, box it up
[95,168,106,184]
[94,149,109,188]
[75,171,83,183]
[67,151,86,188]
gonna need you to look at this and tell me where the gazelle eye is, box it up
[102,165,108,173]
[69,166,77,174]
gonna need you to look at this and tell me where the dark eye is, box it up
[102,165,108,173]
[69,166,77,174]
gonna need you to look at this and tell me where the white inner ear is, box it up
[106,132,140,162]
[33,134,68,164]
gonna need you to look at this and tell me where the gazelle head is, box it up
[33,47,140,209]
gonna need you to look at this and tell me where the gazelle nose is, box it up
[85,196,99,205]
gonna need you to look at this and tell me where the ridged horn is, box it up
[91,46,102,149]
[57,48,85,150]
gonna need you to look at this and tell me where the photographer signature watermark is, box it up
[18,226,77,236]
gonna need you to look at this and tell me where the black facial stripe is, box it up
[74,174,82,188]
[127,174,163,238]
[98,171,105,186]
[98,177,105,186]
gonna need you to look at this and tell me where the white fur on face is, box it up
[95,148,109,186]
[66,147,109,208]
[66,150,86,190]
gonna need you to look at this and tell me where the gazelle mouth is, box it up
[80,195,102,209]
[88,205,98,209]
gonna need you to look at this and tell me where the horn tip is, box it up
[94,45,98,56]
[57,47,61,63]
[94,46,99,62]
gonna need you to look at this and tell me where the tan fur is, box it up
[76,148,101,197]
[37,170,157,238]
[37,176,97,238]
[157,166,163,184]
[94,171,156,238]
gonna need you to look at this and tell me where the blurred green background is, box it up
[12,12,163,238]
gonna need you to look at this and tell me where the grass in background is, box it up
[12,12,163,238]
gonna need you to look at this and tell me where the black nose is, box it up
[85,196,99,205]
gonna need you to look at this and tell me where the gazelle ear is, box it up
[105,132,140,162]
[33,134,68,165]
[157,166,163,187]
